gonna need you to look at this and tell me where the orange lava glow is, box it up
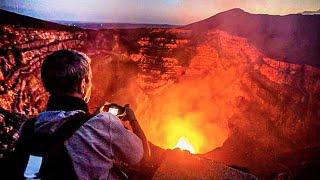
[173,137,196,154]
[90,49,241,154]
[135,74,233,154]
[166,119,204,154]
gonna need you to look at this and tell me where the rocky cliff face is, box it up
[0,24,86,158]
[0,25,86,115]
[84,28,320,179]
[182,30,320,179]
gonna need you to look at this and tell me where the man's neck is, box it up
[46,95,89,113]
[55,92,83,99]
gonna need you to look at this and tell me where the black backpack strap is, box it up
[37,112,94,180]
[8,117,37,180]
[52,112,94,143]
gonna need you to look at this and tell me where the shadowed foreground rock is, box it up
[152,150,258,180]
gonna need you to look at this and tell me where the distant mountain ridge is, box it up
[183,8,320,67]
[0,9,178,30]
[55,21,180,30]
[301,9,320,15]
[0,9,81,30]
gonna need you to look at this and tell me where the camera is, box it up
[104,103,126,118]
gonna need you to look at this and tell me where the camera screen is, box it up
[109,107,119,116]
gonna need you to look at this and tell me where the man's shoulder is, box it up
[90,112,117,121]
[91,112,111,119]
[85,112,123,127]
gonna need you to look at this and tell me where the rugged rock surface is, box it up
[152,150,258,180]
[81,26,320,179]
[184,30,320,179]
[0,21,86,159]
[0,24,86,115]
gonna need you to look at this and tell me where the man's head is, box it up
[41,49,92,102]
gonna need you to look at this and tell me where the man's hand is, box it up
[124,104,137,122]
[123,104,151,159]
[94,101,111,115]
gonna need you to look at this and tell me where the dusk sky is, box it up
[0,0,319,25]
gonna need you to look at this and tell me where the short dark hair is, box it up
[41,49,91,95]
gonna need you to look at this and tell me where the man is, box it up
[13,49,150,179]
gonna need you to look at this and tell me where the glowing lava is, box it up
[173,136,196,154]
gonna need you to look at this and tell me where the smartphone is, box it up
[108,107,119,116]
[105,103,126,118]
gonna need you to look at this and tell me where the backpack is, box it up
[9,112,93,180]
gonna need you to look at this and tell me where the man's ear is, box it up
[81,77,92,103]
[80,78,86,95]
